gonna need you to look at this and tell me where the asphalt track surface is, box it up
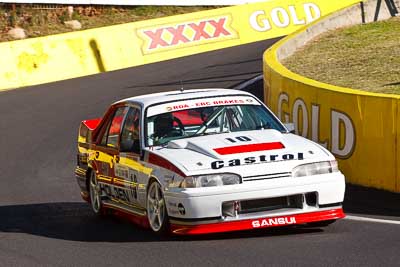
[0,39,399,266]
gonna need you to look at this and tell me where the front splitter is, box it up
[170,208,345,235]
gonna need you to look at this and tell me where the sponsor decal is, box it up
[78,153,88,164]
[101,183,133,203]
[168,209,180,216]
[167,201,180,215]
[166,99,246,112]
[168,201,178,207]
[114,163,129,179]
[211,152,304,169]
[252,217,296,228]
[278,93,356,158]
[147,96,259,117]
[137,15,238,54]
[178,203,186,215]
[249,3,321,32]
[100,162,110,176]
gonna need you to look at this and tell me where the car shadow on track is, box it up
[344,184,400,218]
[0,202,324,242]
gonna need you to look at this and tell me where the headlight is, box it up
[180,173,241,188]
[292,160,338,178]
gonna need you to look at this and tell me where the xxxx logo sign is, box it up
[137,15,238,55]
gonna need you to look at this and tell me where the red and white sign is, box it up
[137,16,238,54]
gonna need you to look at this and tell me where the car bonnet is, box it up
[148,129,334,175]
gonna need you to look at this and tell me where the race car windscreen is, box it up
[145,95,286,146]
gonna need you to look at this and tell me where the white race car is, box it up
[75,89,345,235]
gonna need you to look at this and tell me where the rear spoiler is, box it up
[78,118,102,144]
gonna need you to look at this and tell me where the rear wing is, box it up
[78,118,102,145]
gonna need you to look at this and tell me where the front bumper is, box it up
[165,172,345,218]
[165,172,345,234]
[170,208,344,235]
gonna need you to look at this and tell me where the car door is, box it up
[116,106,151,211]
[94,106,129,203]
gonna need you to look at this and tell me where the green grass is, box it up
[0,5,219,42]
[283,17,400,94]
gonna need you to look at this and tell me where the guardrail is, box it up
[232,74,264,101]
[0,0,357,91]
[263,0,400,192]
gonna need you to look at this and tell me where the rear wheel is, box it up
[89,171,102,215]
[147,180,169,234]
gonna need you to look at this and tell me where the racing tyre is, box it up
[89,171,103,215]
[147,180,169,235]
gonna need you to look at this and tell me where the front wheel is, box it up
[147,180,169,234]
[89,171,103,215]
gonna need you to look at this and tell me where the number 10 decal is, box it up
[226,136,252,143]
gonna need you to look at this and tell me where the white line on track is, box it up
[345,215,400,225]
[233,74,263,90]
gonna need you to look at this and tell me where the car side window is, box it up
[120,107,141,153]
[100,121,110,146]
[104,107,129,148]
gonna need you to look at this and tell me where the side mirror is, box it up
[283,123,295,134]
[119,140,140,154]
[120,139,141,154]
[132,140,141,154]
[120,139,134,153]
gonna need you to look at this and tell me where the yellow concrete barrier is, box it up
[0,0,358,91]
[264,0,400,192]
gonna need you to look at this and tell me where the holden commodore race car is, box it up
[75,88,345,235]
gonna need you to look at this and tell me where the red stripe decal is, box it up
[171,208,345,235]
[214,142,285,155]
[148,152,186,177]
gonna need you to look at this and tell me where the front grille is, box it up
[239,194,303,214]
[242,172,291,182]
[222,193,319,217]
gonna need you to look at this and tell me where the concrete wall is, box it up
[263,0,400,192]
[0,0,360,91]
